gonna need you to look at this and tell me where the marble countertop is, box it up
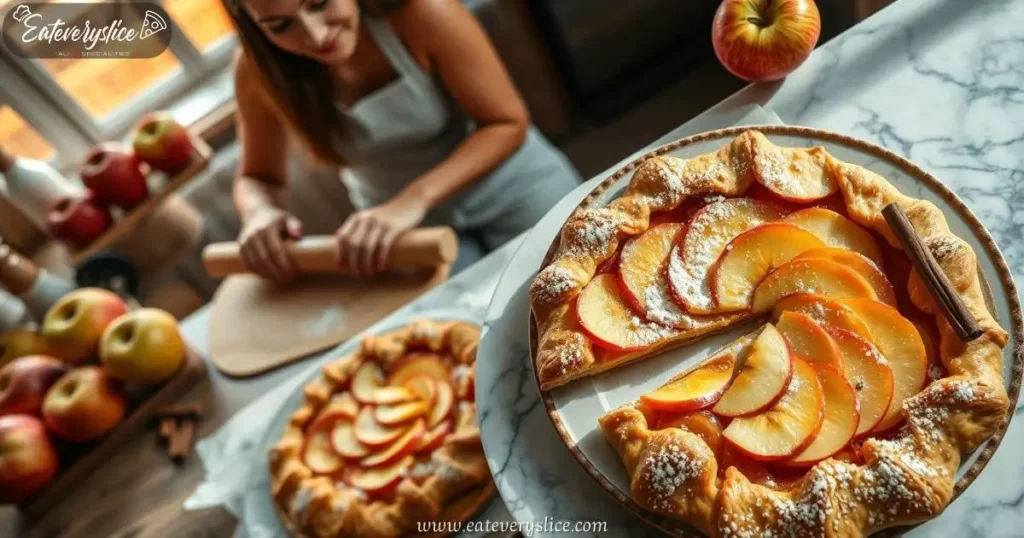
[474,0,1024,536]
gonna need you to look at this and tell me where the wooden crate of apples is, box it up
[0,287,193,506]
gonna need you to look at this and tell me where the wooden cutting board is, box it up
[207,266,449,377]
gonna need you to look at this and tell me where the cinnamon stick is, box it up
[168,419,196,462]
[882,203,983,342]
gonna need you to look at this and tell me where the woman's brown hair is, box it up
[220,0,404,165]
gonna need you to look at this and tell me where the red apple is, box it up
[0,355,68,416]
[711,0,821,82]
[100,308,186,385]
[80,143,148,209]
[42,366,126,442]
[41,288,129,365]
[46,192,112,249]
[131,113,193,174]
[0,414,59,503]
[0,329,52,368]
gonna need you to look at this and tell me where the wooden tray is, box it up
[17,347,207,519]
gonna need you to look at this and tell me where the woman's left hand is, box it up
[335,194,429,277]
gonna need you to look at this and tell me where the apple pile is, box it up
[54,112,193,250]
[0,288,187,503]
[578,171,936,482]
[299,353,473,499]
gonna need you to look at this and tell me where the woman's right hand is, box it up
[238,207,303,282]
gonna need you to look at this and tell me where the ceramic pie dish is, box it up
[527,126,1023,537]
[268,319,491,537]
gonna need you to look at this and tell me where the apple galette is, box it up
[528,130,1010,536]
[268,319,489,537]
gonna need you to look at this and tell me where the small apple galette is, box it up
[529,130,1010,536]
[268,319,489,538]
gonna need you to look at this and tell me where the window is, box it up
[0,0,237,170]
[0,105,54,161]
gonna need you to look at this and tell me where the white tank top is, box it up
[335,16,577,229]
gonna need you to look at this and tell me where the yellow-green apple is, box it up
[711,0,822,82]
[131,113,194,174]
[0,414,59,503]
[0,355,68,416]
[0,329,51,368]
[99,308,186,385]
[79,143,148,209]
[42,366,126,442]
[41,288,129,365]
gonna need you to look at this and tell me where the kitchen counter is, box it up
[477,0,1024,536]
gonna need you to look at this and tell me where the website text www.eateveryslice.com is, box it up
[416,518,608,535]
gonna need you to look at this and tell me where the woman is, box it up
[225,0,580,280]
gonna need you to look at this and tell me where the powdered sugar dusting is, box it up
[643,282,693,328]
[627,315,678,347]
[644,442,701,508]
[928,236,961,261]
[666,199,780,312]
[558,338,586,375]
[564,208,622,257]
[946,379,976,402]
[532,265,578,305]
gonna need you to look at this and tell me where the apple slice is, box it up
[786,363,859,466]
[351,362,385,404]
[750,258,878,313]
[710,223,825,312]
[839,298,927,433]
[751,140,836,202]
[403,375,436,405]
[388,354,451,387]
[415,420,453,454]
[354,406,406,447]
[773,293,872,340]
[656,410,724,458]
[781,208,883,266]
[667,198,788,314]
[345,454,413,497]
[372,386,417,405]
[824,326,894,437]
[775,311,841,368]
[427,380,455,427]
[723,358,825,462]
[617,223,691,327]
[308,393,360,432]
[795,248,896,306]
[331,419,371,459]
[712,324,793,417]
[360,419,425,468]
[302,428,344,475]
[640,353,735,413]
[375,400,428,426]
[576,273,676,351]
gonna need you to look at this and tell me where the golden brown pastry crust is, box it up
[526,130,1008,536]
[269,320,491,538]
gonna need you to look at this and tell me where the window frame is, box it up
[0,6,237,170]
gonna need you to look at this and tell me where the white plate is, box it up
[533,126,1022,535]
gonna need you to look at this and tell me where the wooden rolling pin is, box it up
[202,226,458,277]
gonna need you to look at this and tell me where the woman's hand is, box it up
[335,195,429,277]
[238,206,303,282]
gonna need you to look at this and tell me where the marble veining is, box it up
[474,0,1024,536]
